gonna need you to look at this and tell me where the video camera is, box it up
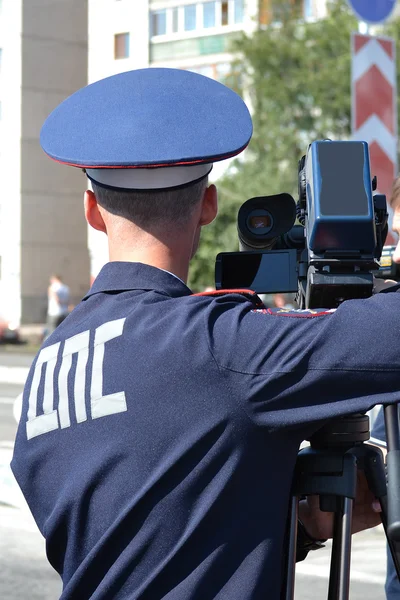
[215,140,391,309]
[215,139,400,597]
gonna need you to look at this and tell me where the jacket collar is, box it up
[83,262,192,300]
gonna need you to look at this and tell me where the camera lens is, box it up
[237,194,296,251]
[246,210,273,235]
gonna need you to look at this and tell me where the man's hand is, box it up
[372,277,398,293]
[298,470,381,541]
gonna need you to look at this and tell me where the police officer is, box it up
[11,68,400,600]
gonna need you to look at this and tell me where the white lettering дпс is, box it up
[26,318,127,440]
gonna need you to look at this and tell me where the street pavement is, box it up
[0,351,391,599]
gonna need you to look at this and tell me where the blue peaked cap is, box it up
[40,68,253,190]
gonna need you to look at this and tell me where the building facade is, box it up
[0,0,90,324]
[89,1,328,83]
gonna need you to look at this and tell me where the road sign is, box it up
[348,0,397,24]
[352,33,397,242]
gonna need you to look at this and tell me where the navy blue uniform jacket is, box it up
[11,262,400,599]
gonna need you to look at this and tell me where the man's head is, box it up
[39,68,252,277]
[50,274,62,285]
[84,177,218,262]
[89,177,209,231]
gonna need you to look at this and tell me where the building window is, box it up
[234,0,244,23]
[221,1,229,26]
[259,0,304,24]
[114,33,130,59]
[184,5,197,31]
[150,1,244,38]
[203,1,216,28]
[151,9,167,36]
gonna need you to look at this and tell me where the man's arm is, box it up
[296,469,382,561]
[207,288,400,431]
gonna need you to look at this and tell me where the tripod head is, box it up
[308,413,369,449]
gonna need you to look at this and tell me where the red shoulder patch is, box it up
[193,289,265,309]
[265,308,336,318]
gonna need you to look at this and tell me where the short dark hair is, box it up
[91,177,208,229]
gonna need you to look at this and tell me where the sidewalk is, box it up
[0,443,26,510]
[0,503,62,600]
[0,366,29,385]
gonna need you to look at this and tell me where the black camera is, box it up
[215,140,389,309]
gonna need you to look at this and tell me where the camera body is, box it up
[215,140,389,309]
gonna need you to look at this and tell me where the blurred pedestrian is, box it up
[45,274,70,339]
[273,293,294,309]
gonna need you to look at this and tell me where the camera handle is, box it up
[282,412,400,600]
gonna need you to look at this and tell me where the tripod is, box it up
[283,404,400,600]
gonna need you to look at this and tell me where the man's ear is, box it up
[84,190,107,233]
[199,184,218,226]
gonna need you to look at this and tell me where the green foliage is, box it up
[188,0,400,290]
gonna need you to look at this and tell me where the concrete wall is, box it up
[0,1,23,325]
[20,0,90,322]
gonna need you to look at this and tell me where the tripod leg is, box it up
[327,497,353,600]
[282,496,298,600]
[363,445,400,579]
[338,497,353,600]
[379,496,400,580]
[383,405,400,543]
[328,507,342,600]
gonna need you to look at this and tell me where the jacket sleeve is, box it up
[206,290,400,431]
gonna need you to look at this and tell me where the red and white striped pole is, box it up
[351,33,397,241]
